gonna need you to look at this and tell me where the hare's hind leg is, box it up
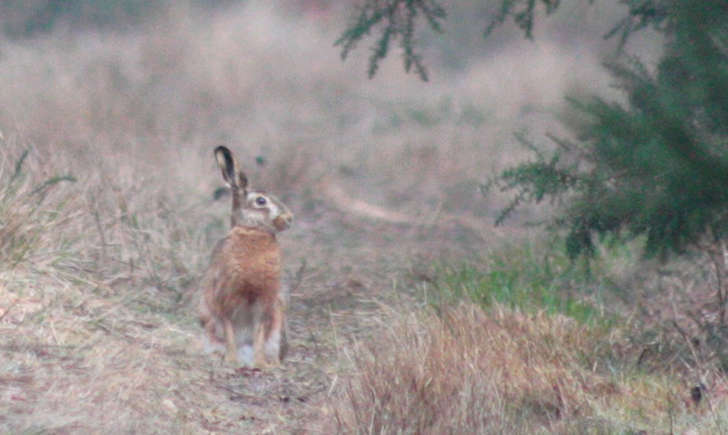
[251,301,268,368]
[252,300,282,368]
[252,320,268,368]
[265,298,285,364]
[202,318,225,354]
[223,317,239,365]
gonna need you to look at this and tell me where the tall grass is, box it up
[332,303,728,434]
[0,136,213,296]
[0,135,223,432]
[0,143,79,275]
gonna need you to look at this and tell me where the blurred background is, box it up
[0,0,649,227]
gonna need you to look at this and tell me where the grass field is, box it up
[1,1,727,433]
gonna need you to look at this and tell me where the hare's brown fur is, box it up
[199,146,292,368]
[204,227,280,311]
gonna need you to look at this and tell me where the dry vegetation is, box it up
[1,1,726,433]
[331,303,728,434]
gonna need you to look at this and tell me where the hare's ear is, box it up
[214,146,236,187]
[214,146,248,191]
[237,171,248,192]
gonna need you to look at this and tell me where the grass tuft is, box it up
[332,303,728,433]
[0,144,79,271]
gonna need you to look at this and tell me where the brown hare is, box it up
[199,145,293,368]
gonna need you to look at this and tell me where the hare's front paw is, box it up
[236,345,254,367]
[255,359,280,370]
[225,351,240,366]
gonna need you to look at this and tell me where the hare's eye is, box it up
[255,196,267,206]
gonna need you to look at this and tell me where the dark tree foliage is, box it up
[335,0,446,81]
[336,0,567,80]
[493,0,728,262]
[603,0,669,48]
[484,0,562,39]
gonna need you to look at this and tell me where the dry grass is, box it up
[0,134,332,432]
[330,303,728,434]
[0,147,77,271]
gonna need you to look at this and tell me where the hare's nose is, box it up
[273,212,293,231]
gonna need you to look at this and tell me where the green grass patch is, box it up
[428,239,624,325]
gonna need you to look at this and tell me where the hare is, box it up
[199,145,293,368]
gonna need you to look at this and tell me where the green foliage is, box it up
[492,0,728,261]
[335,0,446,81]
[485,0,562,39]
[604,0,669,49]
[485,132,582,225]
[338,0,581,80]
[338,1,682,80]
